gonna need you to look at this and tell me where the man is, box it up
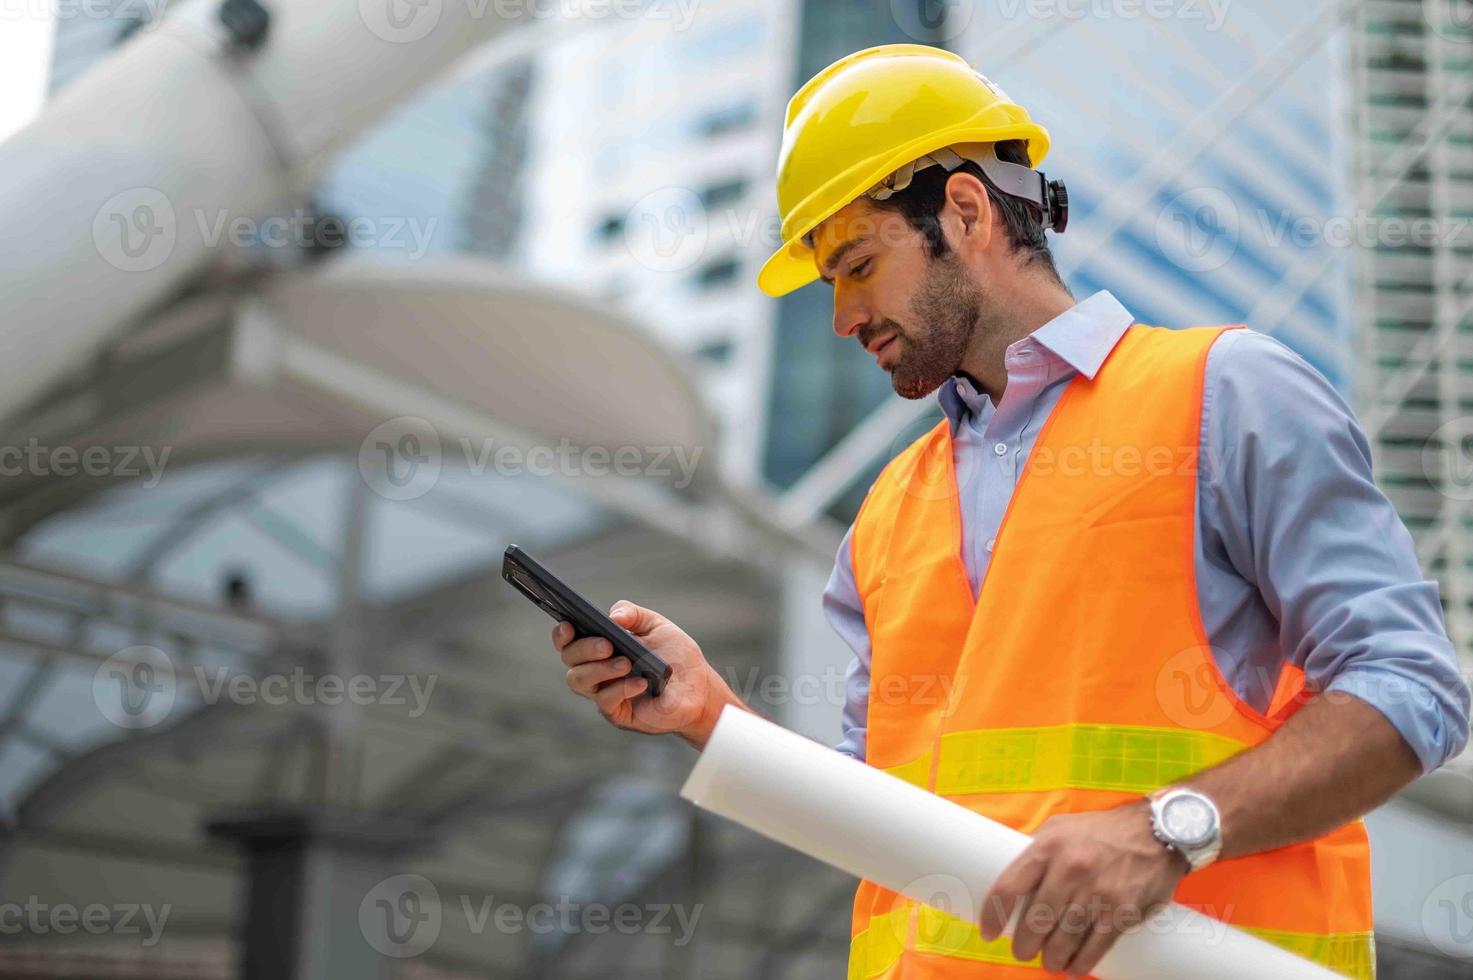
[553,44,1470,978]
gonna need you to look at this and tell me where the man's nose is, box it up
[833,293,869,339]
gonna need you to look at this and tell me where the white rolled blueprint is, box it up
[680,707,1341,979]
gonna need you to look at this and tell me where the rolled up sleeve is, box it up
[1204,330,1471,771]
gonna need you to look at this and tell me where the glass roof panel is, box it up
[24,662,124,752]
[362,464,610,601]
[0,449,622,824]
[0,738,53,821]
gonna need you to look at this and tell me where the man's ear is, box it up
[942,171,994,253]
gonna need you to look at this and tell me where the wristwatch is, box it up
[1148,787,1222,872]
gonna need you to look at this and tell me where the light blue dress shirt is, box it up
[826,291,1471,772]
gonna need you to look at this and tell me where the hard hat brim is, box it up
[757,123,1051,297]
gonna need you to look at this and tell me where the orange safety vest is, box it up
[846,325,1374,979]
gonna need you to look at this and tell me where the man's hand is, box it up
[979,801,1186,977]
[554,601,742,748]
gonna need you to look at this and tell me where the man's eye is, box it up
[850,258,873,279]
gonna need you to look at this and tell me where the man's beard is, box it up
[887,253,981,400]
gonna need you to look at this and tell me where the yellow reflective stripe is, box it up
[883,724,1248,795]
[939,724,1247,795]
[1242,926,1376,979]
[913,906,1042,967]
[851,907,1374,978]
[847,907,908,980]
[883,754,931,789]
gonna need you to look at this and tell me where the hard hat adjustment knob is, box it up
[1047,179,1069,234]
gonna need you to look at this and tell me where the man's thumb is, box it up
[610,601,661,634]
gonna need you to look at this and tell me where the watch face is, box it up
[1161,795,1216,848]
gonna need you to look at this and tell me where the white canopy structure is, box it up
[0,0,529,421]
[0,249,846,979]
[0,1,851,974]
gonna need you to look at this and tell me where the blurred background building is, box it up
[1351,0,1473,664]
[0,0,1470,977]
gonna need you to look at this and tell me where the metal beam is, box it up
[0,557,302,651]
[123,455,296,582]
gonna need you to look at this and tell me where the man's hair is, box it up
[867,139,1065,286]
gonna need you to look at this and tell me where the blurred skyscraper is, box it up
[1349,0,1473,662]
[323,2,792,480]
[464,59,537,259]
[762,0,937,503]
[511,0,791,479]
[318,55,535,263]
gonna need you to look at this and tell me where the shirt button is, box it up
[993,442,1007,456]
[986,537,996,552]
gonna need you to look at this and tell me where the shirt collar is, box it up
[937,291,1135,426]
[1029,290,1134,381]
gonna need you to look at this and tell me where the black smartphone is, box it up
[501,544,672,697]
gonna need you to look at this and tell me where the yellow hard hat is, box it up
[757,44,1053,297]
